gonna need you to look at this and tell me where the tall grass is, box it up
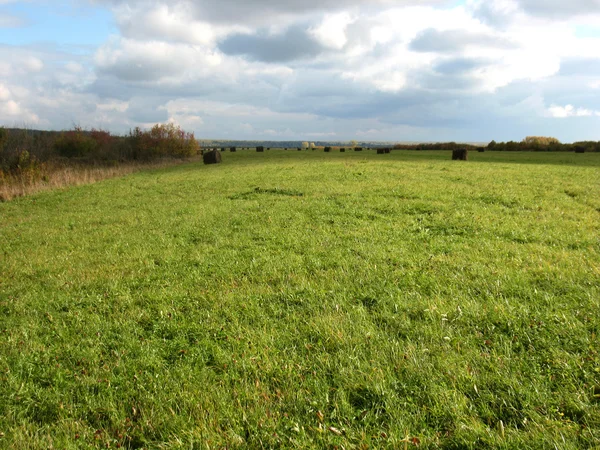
[0,158,200,202]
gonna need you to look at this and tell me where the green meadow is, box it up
[1,150,599,448]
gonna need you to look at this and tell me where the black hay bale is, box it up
[298,148,302,151]
[377,148,385,154]
[575,146,585,153]
[200,149,204,156]
[452,149,468,161]
[477,147,485,153]
[324,146,331,152]
[384,148,390,154]
[203,149,222,165]
[355,147,363,151]
[256,146,265,152]
[340,148,346,152]
[220,147,226,151]
[230,147,236,152]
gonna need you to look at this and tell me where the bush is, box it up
[54,127,98,158]
[127,124,199,159]
[0,149,46,184]
[0,127,6,151]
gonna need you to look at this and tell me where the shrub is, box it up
[126,124,199,160]
[54,127,98,158]
[0,127,6,152]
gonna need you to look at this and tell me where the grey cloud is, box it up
[99,0,451,24]
[559,58,600,76]
[97,59,187,82]
[414,72,481,92]
[320,90,476,129]
[126,98,170,123]
[472,3,514,27]
[410,28,516,53]
[517,0,600,18]
[87,70,240,103]
[219,26,325,62]
[433,57,491,75]
[272,71,461,122]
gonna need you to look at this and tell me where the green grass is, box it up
[1,150,599,448]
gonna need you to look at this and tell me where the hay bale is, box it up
[257,146,264,152]
[340,148,346,152]
[452,149,468,161]
[203,149,222,165]
[478,147,485,153]
[384,148,390,154]
[575,146,585,153]
[230,147,236,152]
[377,148,385,154]
[355,147,363,151]
[324,146,331,152]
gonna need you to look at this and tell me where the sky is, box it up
[1,0,600,142]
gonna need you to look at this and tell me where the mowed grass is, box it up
[1,150,599,449]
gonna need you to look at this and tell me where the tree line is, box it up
[394,136,599,152]
[0,124,200,177]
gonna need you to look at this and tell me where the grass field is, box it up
[1,149,599,449]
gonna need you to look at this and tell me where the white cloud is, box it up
[0,83,11,101]
[114,3,219,45]
[0,13,27,28]
[309,12,353,49]
[21,56,44,73]
[95,37,223,82]
[547,104,599,117]
[0,97,40,124]
[65,62,84,73]
[97,100,129,113]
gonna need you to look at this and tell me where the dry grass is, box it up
[0,157,200,202]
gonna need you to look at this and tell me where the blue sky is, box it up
[0,2,114,47]
[1,0,600,142]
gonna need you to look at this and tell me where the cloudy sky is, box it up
[1,0,600,142]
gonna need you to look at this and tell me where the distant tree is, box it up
[523,136,560,146]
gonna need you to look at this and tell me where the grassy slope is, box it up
[1,150,599,448]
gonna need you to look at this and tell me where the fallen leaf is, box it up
[328,426,342,436]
